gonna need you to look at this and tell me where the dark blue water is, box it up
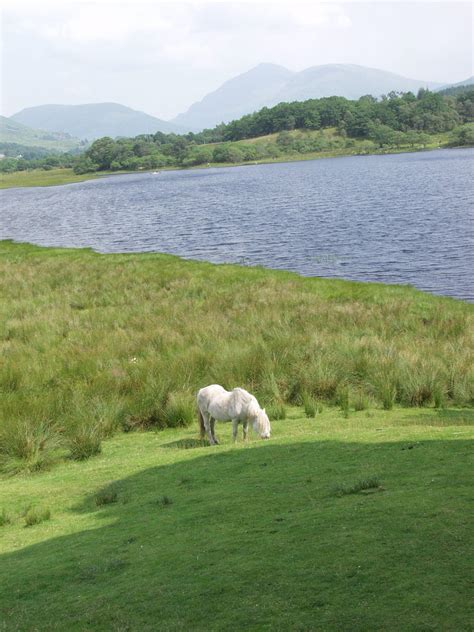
[1,148,473,301]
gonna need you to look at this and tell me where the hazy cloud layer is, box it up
[1,1,472,119]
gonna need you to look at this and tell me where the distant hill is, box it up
[436,76,474,96]
[11,103,185,141]
[173,63,442,131]
[0,115,83,152]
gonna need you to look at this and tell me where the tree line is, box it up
[1,88,473,175]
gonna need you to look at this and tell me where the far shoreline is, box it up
[1,143,471,190]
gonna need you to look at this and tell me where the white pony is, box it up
[197,384,271,445]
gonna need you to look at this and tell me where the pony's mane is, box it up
[246,398,261,420]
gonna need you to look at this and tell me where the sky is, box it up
[1,0,472,121]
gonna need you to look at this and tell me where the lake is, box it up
[1,148,473,301]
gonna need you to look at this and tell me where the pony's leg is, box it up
[243,420,249,442]
[210,418,219,445]
[232,419,239,442]
[203,412,216,445]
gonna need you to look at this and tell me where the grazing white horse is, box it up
[197,384,271,445]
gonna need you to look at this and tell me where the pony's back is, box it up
[231,387,260,418]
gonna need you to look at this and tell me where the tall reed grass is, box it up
[1,241,472,472]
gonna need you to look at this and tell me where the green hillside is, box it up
[0,115,83,151]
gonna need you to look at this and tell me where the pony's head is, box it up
[253,407,271,439]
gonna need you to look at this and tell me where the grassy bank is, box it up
[0,241,472,475]
[0,130,450,189]
[0,168,100,189]
[0,408,472,630]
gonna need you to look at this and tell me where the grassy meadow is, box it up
[0,239,472,474]
[0,240,473,629]
[0,408,473,630]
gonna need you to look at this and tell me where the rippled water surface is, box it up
[1,148,473,301]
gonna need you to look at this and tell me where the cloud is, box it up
[2,1,352,75]
[1,1,471,119]
[3,2,351,53]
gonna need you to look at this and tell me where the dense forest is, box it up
[1,88,473,175]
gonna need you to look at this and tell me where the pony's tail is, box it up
[198,408,206,439]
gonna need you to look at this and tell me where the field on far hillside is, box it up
[0,408,473,631]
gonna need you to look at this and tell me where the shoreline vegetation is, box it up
[1,88,473,188]
[0,240,472,476]
[0,138,469,189]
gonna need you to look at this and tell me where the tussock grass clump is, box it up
[433,384,446,409]
[95,489,118,506]
[258,371,283,404]
[332,476,382,497]
[0,241,473,474]
[23,506,51,527]
[163,393,195,428]
[0,509,12,526]
[67,424,103,461]
[396,361,438,407]
[0,420,61,474]
[0,365,22,392]
[156,495,173,508]
[378,379,397,410]
[337,386,350,418]
[266,403,287,420]
[353,390,370,411]
[302,393,318,418]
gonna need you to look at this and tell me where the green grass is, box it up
[0,408,472,630]
[0,241,472,629]
[0,240,472,476]
[0,168,100,189]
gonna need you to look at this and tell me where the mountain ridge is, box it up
[11,102,185,141]
[7,66,472,140]
[172,63,444,131]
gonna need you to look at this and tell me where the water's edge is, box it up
[1,144,468,191]
[1,148,472,302]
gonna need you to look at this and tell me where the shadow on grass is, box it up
[0,439,472,632]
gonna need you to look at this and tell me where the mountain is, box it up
[173,63,294,131]
[273,64,441,103]
[173,63,443,131]
[0,115,83,152]
[10,103,185,141]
